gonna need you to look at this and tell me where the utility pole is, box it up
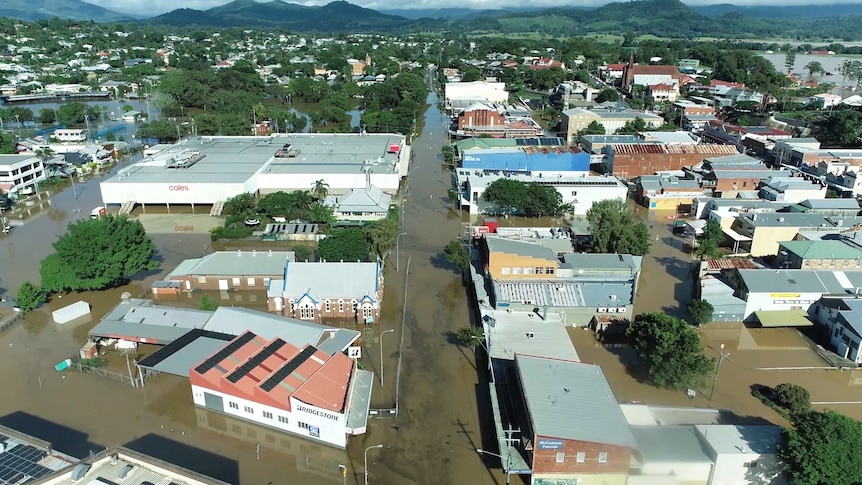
[709,344,732,401]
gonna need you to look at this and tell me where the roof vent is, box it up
[118,464,133,479]
[70,463,91,482]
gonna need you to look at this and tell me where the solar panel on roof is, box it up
[0,444,54,483]
[226,339,287,383]
[260,346,317,392]
[194,332,256,375]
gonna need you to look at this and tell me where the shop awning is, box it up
[722,227,752,242]
[755,310,813,328]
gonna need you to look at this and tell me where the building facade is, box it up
[0,154,47,194]
[160,250,294,293]
[267,260,383,324]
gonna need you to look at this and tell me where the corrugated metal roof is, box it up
[484,312,579,361]
[516,355,636,447]
[705,258,761,270]
[281,261,380,300]
[779,240,862,260]
[487,237,557,260]
[630,426,714,463]
[175,250,294,276]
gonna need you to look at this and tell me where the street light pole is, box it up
[476,448,511,485]
[364,444,383,485]
[396,232,407,272]
[380,328,394,386]
[337,464,347,485]
[709,344,732,401]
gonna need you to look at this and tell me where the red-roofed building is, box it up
[602,63,626,81]
[622,54,681,92]
[647,83,679,102]
[189,331,371,448]
[710,79,746,90]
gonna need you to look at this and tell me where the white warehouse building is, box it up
[455,168,628,215]
[99,134,409,210]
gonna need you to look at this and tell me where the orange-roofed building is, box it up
[189,331,373,448]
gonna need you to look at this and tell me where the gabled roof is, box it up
[779,240,862,260]
[516,355,636,448]
[324,186,391,213]
[170,250,294,277]
[279,261,380,300]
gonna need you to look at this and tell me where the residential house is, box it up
[600,63,626,81]
[155,250,294,294]
[528,57,565,70]
[635,175,704,211]
[778,239,862,270]
[682,114,718,132]
[738,268,862,322]
[515,355,637,485]
[729,212,833,256]
[647,83,679,102]
[672,100,714,117]
[323,185,391,221]
[267,260,383,324]
[456,169,627,215]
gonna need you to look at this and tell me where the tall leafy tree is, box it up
[318,228,370,262]
[586,199,650,255]
[16,281,45,313]
[626,312,715,390]
[443,239,471,272]
[779,410,862,485]
[41,216,157,291]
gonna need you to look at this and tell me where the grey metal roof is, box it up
[559,253,640,272]
[693,425,781,455]
[800,198,860,210]
[484,312,579,361]
[278,261,380,300]
[324,186,392,213]
[486,236,557,260]
[173,250,293,277]
[516,355,636,447]
[742,212,831,228]
[346,369,373,432]
[494,280,635,306]
[90,299,213,344]
[837,299,862,337]
[710,169,787,179]
[630,426,714,463]
[136,329,234,377]
[739,269,862,294]
[205,306,326,347]
[317,327,361,355]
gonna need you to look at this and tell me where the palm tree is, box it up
[312,179,329,201]
[34,147,55,162]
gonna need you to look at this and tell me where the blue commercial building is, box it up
[461,148,590,174]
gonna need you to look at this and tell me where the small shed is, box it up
[52,301,91,324]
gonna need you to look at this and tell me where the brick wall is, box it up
[531,436,631,476]
[171,274,282,292]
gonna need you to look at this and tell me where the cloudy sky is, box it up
[86,0,861,17]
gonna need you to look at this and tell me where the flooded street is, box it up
[0,83,498,484]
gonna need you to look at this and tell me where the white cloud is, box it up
[84,0,862,18]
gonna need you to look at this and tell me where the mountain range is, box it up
[3,0,862,38]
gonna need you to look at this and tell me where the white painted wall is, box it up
[100,181,247,205]
[466,181,627,215]
[639,461,711,483]
[255,172,400,194]
[743,291,822,321]
[191,384,347,448]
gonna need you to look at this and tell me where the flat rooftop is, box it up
[103,133,405,185]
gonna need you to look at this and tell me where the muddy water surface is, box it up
[0,84,502,484]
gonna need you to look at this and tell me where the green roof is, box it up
[755,310,813,328]
[779,240,862,260]
[455,138,518,150]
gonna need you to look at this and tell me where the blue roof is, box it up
[461,148,590,172]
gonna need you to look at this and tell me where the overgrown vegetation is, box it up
[15,281,45,313]
[586,199,650,256]
[482,179,569,217]
[443,239,471,272]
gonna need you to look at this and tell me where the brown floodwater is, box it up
[0,91,507,485]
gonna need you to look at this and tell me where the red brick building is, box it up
[514,355,635,485]
[604,143,739,179]
[457,104,505,131]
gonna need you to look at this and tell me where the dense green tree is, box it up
[586,199,650,255]
[578,121,606,138]
[615,117,648,135]
[804,61,824,77]
[695,219,724,259]
[456,325,484,349]
[365,217,398,259]
[626,312,715,390]
[482,179,567,217]
[197,294,219,311]
[257,190,313,219]
[37,108,56,124]
[773,383,811,415]
[15,281,45,313]
[56,102,91,125]
[137,120,179,142]
[224,193,257,215]
[306,202,335,225]
[443,239,471,272]
[779,410,862,485]
[39,253,79,294]
[318,228,371,262]
[814,109,862,147]
[0,133,16,154]
[41,216,157,292]
[596,88,620,103]
[687,299,714,325]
